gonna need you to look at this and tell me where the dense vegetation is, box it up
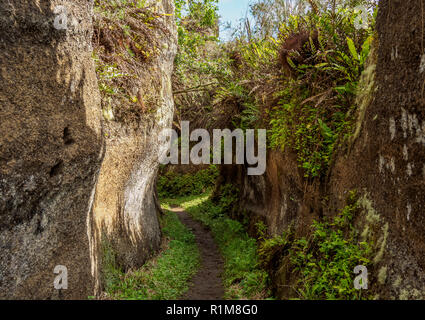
[98,0,379,301]
[174,0,377,178]
[157,165,219,197]
[161,0,378,301]
[258,190,372,299]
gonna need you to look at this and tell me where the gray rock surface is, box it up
[0,0,104,299]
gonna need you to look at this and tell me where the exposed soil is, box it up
[169,207,225,300]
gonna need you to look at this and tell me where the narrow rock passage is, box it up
[169,207,224,300]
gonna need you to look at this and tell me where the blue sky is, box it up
[218,0,252,40]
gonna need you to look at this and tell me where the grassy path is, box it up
[162,193,271,300]
[103,210,200,300]
[104,192,270,300]
[170,207,225,300]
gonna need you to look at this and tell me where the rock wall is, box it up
[329,0,425,299]
[0,0,177,299]
[219,150,320,238]
[225,0,425,299]
[90,0,177,294]
[0,0,104,299]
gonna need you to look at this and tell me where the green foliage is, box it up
[174,0,222,78]
[174,0,220,70]
[93,0,163,123]
[173,0,235,129]
[172,0,376,178]
[214,183,240,216]
[104,211,200,300]
[246,0,377,40]
[101,240,122,293]
[157,165,219,198]
[163,193,271,299]
[257,190,372,300]
[257,222,290,270]
[268,7,375,178]
[290,192,372,300]
[213,39,279,130]
[192,3,376,178]
[269,91,345,178]
[175,0,219,28]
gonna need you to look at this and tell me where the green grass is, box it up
[104,211,200,300]
[162,193,271,300]
[157,165,219,198]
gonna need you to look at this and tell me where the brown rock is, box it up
[329,0,425,299]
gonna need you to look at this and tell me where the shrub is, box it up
[268,7,375,178]
[257,190,373,300]
[93,0,168,124]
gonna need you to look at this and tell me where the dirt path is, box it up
[169,207,224,300]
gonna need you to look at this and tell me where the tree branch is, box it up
[173,82,218,95]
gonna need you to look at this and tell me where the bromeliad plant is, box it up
[269,5,375,178]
